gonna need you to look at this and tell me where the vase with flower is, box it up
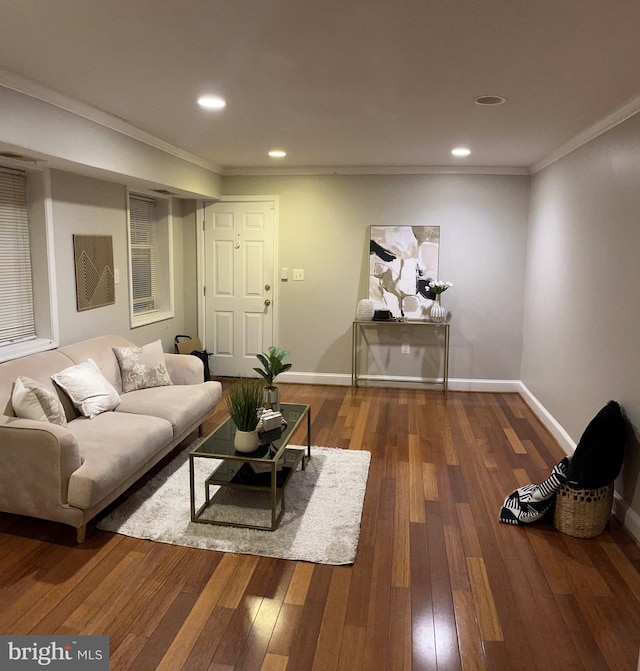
[428,280,452,322]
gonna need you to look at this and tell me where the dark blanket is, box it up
[567,400,626,489]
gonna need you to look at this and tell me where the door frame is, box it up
[196,195,280,359]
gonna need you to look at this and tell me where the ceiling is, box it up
[1,1,640,173]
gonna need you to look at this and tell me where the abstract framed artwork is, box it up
[369,225,440,320]
[73,234,116,311]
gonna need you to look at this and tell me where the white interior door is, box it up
[204,199,275,377]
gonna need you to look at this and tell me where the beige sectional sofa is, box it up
[0,335,222,541]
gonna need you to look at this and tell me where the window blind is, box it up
[0,167,36,346]
[129,195,157,314]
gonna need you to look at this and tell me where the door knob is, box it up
[264,299,271,307]
[265,284,271,291]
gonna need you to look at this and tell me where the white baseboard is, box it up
[282,371,352,386]
[448,378,520,393]
[281,371,519,392]
[613,492,640,543]
[517,382,576,456]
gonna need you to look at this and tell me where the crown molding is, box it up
[11,65,638,180]
[0,68,221,174]
[531,93,640,174]
[221,165,530,177]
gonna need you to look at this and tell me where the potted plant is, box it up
[253,346,292,410]
[224,378,263,452]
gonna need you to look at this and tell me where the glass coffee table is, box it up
[189,403,311,531]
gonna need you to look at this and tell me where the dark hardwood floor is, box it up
[2,384,640,670]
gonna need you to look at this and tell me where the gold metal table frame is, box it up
[189,403,311,531]
[351,320,450,394]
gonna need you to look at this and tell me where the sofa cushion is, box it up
[11,376,68,426]
[66,411,173,509]
[113,340,173,393]
[116,381,222,437]
[52,359,121,419]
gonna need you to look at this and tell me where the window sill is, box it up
[0,338,58,364]
[130,310,175,329]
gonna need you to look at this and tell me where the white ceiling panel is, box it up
[1,1,639,171]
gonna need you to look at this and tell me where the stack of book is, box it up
[257,410,283,432]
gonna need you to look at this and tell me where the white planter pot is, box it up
[263,387,280,411]
[234,429,260,453]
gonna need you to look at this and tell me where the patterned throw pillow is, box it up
[113,340,173,393]
[11,376,68,426]
[51,359,121,419]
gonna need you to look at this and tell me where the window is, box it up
[129,195,157,314]
[0,167,36,346]
[127,193,174,327]
[0,166,57,362]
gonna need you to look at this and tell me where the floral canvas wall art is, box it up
[369,226,440,320]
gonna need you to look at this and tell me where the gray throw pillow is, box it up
[12,376,68,426]
[113,340,173,393]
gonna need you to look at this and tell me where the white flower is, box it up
[428,280,453,294]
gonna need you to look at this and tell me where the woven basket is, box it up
[553,482,614,538]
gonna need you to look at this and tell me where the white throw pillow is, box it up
[113,339,173,393]
[51,359,120,419]
[11,376,68,427]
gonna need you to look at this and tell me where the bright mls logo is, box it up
[1,636,108,669]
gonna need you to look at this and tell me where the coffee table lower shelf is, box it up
[190,446,307,531]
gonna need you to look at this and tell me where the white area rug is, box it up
[97,446,371,565]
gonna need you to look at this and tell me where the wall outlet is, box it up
[401,343,410,354]
[293,269,304,281]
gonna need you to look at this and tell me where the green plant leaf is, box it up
[254,346,292,386]
[224,378,263,431]
[253,368,270,383]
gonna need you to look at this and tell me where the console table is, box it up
[351,320,450,394]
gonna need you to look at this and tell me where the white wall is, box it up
[0,85,221,199]
[49,169,196,352]
[523,111,640,527]
[222,173,530,384]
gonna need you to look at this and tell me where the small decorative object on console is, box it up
[430,296,446,322]
[356,298,375,320]
[428,280,452,323]
[372,309,394,321]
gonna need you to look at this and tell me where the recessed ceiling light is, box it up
[268,150,287,158]
[451,147,471,157]
[197,95,226,110]
[474,95,506,106]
